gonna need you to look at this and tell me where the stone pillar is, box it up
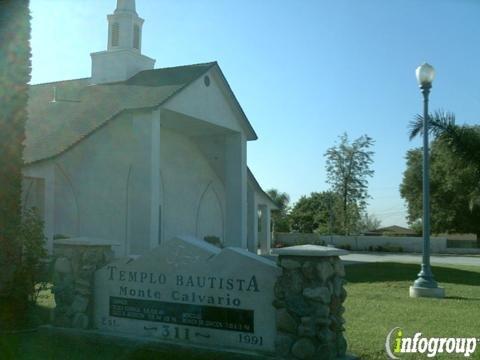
[224,132,247,248]
[272,245,349,360]
[52,238,117,329]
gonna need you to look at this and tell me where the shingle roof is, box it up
[25,62,216,164]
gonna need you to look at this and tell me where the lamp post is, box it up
[409,62,445,298]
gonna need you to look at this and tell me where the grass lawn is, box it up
[0,331,251,360]
[1,262,479,359]
[344,262,480,359]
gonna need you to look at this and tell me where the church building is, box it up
[23,0,277,257]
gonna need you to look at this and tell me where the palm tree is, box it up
[409,110,480,169]
[266,189,290,213]
[409,110,480,241]
[266,189,290,233]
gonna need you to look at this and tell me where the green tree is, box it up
[289,191,342,234]
[325,133,375,235]
[409,110,480,169]
[356,213,382,234]
[266,189,290,232]
[400,141,480,245]
[0,0,32,319]
[409,110,480,210]
[407,110,480,247]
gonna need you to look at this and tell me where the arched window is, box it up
[111,22,119,47]
[133,24,140,50]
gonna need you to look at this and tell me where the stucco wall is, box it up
[53,112,135,255]
[24,111,228,256]
[160,127,226,245]
[163,68,243,134]
[274,233,448,253]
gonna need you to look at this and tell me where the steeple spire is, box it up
[115,0,136,13]
[107,0,142,52]
[90,0,155,84]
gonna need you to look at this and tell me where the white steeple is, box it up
[116,0,136,12]
[90,0,155,84]
[107,0,142,52]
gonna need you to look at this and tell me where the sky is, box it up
[30,0,480,228]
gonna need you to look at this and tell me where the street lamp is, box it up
[409,62,445,298]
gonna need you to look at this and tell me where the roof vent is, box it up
[50,86,57,103]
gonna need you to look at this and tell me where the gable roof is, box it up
[247,167,279,209]
[366,225,417,236]
[25,62,256,164]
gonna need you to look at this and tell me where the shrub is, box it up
[204,235,223,248]
[368,245,403,253]
[17,208,49,303]
[0,208,48,329]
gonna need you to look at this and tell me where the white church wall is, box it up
[246,184,258,252]
[224,133,248,248]
[22,177,45,217]
[23,161,55,254]
[54,163,79,238]
[54,112,135,256]
[90,50,155,84]
[196,183,224,243]
[163,69,243,134]
[160,127,226,245]
[128,110,161,255]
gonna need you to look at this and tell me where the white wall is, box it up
[160,127,226,245]
[163,69,243,134]
[24,109,235,256]
[23,162,55,253]
[275,233,448,253]
[53,112,135,256]
[54,163,79,238]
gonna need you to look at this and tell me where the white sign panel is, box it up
[94,236,280,353]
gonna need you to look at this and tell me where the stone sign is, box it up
[94,236,281,353]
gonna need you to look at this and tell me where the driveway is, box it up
[341,252,480,267]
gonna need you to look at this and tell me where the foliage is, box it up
[356,213,382,234]
[0,0,32,304]
[400,141,480,243]
[203,235,222,248]
[325,133,375,235]
[266,189,291,232]
[367,245,403,253]
[409,220,423,235]
[409,110,480,170]
[17,208,48,303]
[405,110,480,245]
[0,208,47,329]
[289,191,342,233]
